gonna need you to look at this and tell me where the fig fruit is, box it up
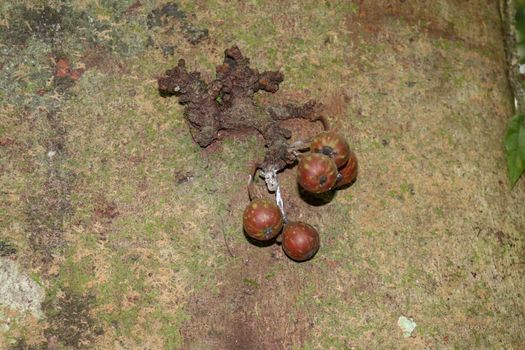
[335,150,358,188]
[310,131,350,168]
[243,198,283,241]
[282,222,320,261]
[297,153,338,193]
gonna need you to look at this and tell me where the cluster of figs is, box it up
[243,131,358,261]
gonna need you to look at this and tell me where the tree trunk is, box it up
[0,0,523,349]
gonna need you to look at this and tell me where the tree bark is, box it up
[1,0,524,349]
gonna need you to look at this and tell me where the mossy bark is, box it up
[1,0,524,349]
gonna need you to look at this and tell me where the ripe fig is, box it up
[282,222,320,261]
[310,131,350,168]
[243,198,283,241]
[297,153,338,193]
[335,150,358,188]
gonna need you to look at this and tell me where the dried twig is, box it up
[158,46,323,173]
[222,230,235,257]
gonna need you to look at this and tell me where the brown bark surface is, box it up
[0,0,523,349]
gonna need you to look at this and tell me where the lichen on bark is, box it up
[157,46,324,172]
